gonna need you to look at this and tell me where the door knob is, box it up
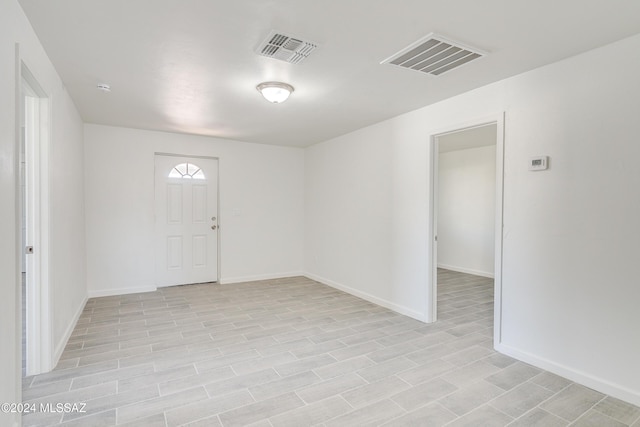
[211,225,217,230]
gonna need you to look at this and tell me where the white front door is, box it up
[155,155,218,287]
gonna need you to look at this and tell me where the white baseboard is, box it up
[304,272,427,322]
[220,271,304,285]
[87,286,157,298]
[88,272,306,295]
[438,263,494,279]
[53,295,87,368]
[496,343,640,407]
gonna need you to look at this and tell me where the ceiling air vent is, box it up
[255,30,318,64]
[382,33,487,76]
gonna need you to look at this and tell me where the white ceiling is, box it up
[18,0,640,147]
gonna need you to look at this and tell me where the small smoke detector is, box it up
[255,30,318,64]
[96,83,111,92]
[381,33,487,76]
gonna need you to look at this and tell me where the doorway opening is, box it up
[428,115,505,347]
[20,63,52,376]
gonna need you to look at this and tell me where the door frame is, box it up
[20,61,53,375]
[154,153,221,285]
[428,113,505,346]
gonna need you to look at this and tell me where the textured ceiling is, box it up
[18,0,640,147]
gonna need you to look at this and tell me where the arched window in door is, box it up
[168,163,205,179]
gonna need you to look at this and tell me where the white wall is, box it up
[49,82,87,362]
[0,0,86,424]
[305,34,640,405]
[84,124,305,296]
[438,145,495,277]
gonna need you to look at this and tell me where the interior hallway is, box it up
[22,270,640,426]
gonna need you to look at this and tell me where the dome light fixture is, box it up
[256,81,294,104]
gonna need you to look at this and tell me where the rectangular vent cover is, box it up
[256,30,318,64]
[382,33,487,76]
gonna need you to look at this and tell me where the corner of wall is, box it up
[87,286,157,299]
[220,271,305,285]
[53,295,87,368]
[304,272,427,323]
[495,343,640,407]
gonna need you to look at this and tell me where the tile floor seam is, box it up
[438,400,466,420]
[334,394,355,411]
[392,374,413,389]
[351,370,371,385]
[327,396,405,426]
[542,379,574,396]
[539,382,600,424]
[503,406,538,427]
[585,407,634,426]
[518,378,569,416]
[112,385,163,421]
[68,408,115,426]
[570,395,617,425]
[246,387,260,404]
[441,412,460,426]
[487,402,517,421]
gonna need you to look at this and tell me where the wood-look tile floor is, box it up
[22,270,640,426]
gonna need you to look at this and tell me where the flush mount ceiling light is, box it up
[256,82,294,103]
